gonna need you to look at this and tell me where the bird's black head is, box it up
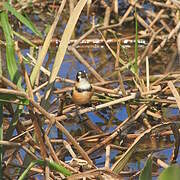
[76,70,88,82]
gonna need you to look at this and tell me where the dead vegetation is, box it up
[0,0,180,179]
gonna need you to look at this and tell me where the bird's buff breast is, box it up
[72,88,93,105]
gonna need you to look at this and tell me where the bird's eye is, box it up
[78,71,82,75]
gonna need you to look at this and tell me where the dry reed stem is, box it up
[15,42,33,98]
[70,47,105,82]
[177,31,180,62]
[152,21,180,55]
[146,56,150,92]
[98,4,134,30]
[0,140,21,147]
[42,0,88,104]
[150,1,176,9]
[150,0,171,28]
[16,42,48,161]
[72,26,97,47]
[9,127,34,142]
[99,30,125,65]
[137,13,153,32]
[103,6,111,37]
[146,110,161,119]
[170,124,180,163]
[111,122,179,174]
[138,28,163,64]
[63,140,77,158]
[30,0,66,86]
[22,146,38,160]
[67,168,122,180]
[55,93,136,122]
[168,81,180,110]
[29,111,48,159]
[44,134,78,173]
[113,0,118,14]
[115,41,126,96]
[153,156,169,169]
[105,145,110,169]
[77,133,110,142]
[56,120,95,168]
[86,105,147,155]
[2,1,180,178]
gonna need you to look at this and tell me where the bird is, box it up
[72,70,94,105]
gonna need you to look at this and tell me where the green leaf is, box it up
[13,31,37,48]
[19,161,37,180]
[139,155,152,180]
[5,105,23,140]
[129,60,137,75]
[3,2,42,38]
[158,165,180,180]
[19,159,72,180]
[0,11,22,88]
[0,93,29,105]
[42,159,72,176]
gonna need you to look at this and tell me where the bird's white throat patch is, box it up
[78,78,91,90]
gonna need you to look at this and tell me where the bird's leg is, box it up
[82,102,96,111]
[74,105,83,122]
[64,104,82,122]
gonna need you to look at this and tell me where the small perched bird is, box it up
[72,71,94,105]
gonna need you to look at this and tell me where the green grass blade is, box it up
[19,159,72,180]
[40,159,72,176]
[3,2,42,38]
[19,161,37,180]
[0,11,22,88]
[49,161,72,176]
[139,154,152,180]
[158,165,180,180]
[13,31,37,48]
[0,93,28,105]
[42,0,88,108]
[5,105,23,140]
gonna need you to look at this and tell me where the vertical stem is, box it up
[134,4,138,74]
[0,104,3,178]
[146,56,150,92]
[0,41,3,177]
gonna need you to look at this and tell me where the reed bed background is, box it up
[0,0,180,179]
